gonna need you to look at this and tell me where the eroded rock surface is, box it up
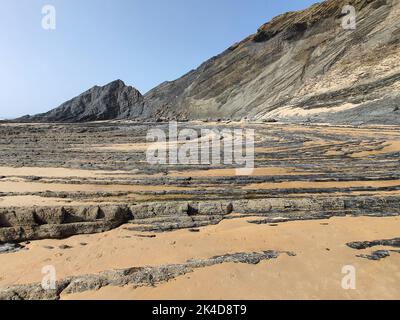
[0,201,233,242]
[1,195,400,242]
[347,237,400,249]
[0,121,399,242]
[356,249,400,260]
[144,0,400,124]
[347,237,400,260]
[13,0,400,125]
[18,80,146,123]
[0,250,288,300]
[0,243,24,254]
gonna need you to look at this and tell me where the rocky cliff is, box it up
[21,0,400,124]
[19,80,146,122]
[144,0,400,124]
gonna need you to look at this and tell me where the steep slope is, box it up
[21,0,400,124]
[19,80,146,122]
[144,0,400,124]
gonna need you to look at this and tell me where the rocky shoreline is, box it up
[1,195,400,243]
[0,121,399,299]
[0,249,291,300]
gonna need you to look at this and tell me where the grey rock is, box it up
[0,243,24,254]
[0,195,399,242]
[346,237,400,250]
[63,206,100,223]
[143,0,400,125]
[98,205,132,221]
[34,207,66,225]
[0,208,36,227]
[0,249,288,300]
[356,250,391,261]
[347,237,400,260]
[18,80,146,123]
[15,0,400,125]
[59,245,73,250]
[129,202,189,219]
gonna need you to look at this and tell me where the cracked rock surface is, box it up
[1,122,399,242]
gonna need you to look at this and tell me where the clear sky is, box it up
[0,0,319,118]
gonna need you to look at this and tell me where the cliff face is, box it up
[144,0,400,124]
[23,0,400,124]
[19,80,146,122]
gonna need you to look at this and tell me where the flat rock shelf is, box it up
[0,121,399,299]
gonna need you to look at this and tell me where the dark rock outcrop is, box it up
[346,237,400,260]
[18,80,146,123]
[346,237,400,249]
[0,243,24,254]
[1,196,400,243]
[356,249,400,260]
[0,201,234,243]
[0,250,287,300]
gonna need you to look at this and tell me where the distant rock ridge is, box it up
[18,80,146,123]
[19,0,400,124]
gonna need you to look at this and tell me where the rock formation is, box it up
[347,237,400,260]
[17,0,400,124]
[143,0,400,124]
[1,196,400,243]
[18,80,146,123]
[0,250,287,300]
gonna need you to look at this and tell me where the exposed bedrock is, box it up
[17,80,146,123]
[0,250,290,300]
[346,237,400,249]
[14,0,400,125]
[355,249,400,260]
[346,237,400,260]
[143,0,400,125]
[1,196,399,243]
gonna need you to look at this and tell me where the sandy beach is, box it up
[0,215,398,299]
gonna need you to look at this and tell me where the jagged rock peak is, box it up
[18,0,399,125]
[19,80,146,123]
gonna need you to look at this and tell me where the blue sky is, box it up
[0,0,319,118]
